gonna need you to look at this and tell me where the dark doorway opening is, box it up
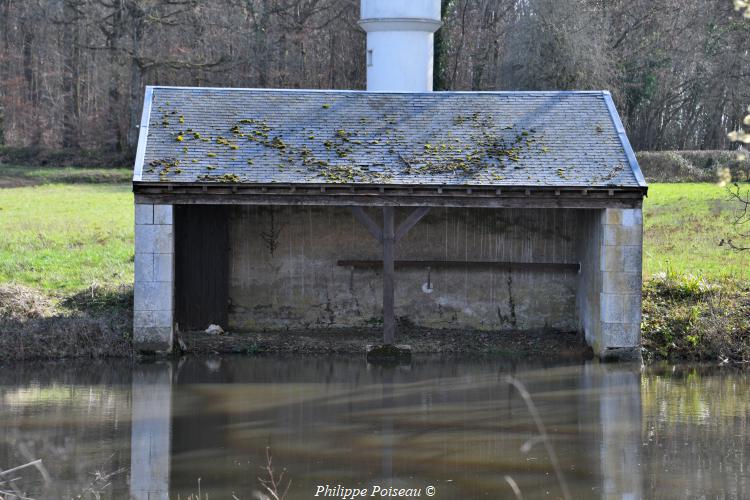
[174,205,230,331]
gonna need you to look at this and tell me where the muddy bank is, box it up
[0,284,133,362]
[178,327,594,360]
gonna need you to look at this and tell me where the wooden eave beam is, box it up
[134,184,644,209]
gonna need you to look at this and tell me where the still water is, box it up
[0,355,748,499]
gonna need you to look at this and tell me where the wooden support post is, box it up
[348,205,430,346]
[382,206,395,345]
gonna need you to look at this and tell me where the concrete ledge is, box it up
[133,326,173,353]
[366,344,412,363]
[599,346,642,363]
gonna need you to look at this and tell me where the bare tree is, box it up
[0,0,748,154]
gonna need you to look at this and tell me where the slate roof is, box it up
[134,86,646,189]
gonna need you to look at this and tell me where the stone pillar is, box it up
[130,362,173,499]
[577,208,643,361]
[600,208,643,360]
[134,203,174,352]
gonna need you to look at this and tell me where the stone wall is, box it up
[228,206,580,332]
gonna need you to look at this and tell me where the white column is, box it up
[359,0,442,92]
[134,203,174,352]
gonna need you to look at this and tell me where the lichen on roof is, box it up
[138,87,643,188]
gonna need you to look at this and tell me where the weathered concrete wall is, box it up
[134,203,174,352]
[228,206,579,332]
[577,208,642,359]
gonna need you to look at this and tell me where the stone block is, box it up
[622,245,643,273]
[623,293,642,323]
[602,271,641,294]
[621,208,643,227]
[603,209,622,225]
[135,224,173,254]
[600,245,643,273]
[601,322,640,347]
[134,281,173,312]
[133,326,173,352]
[600,293,625,323]
[154,205,173,225]
[603,224,642,247]
[134,310,173,328]
[600,245,623,272]
[134,253,154,283]
[153,253,173,282]
[135,204,153,225]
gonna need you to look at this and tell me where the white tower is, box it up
[359,0,442,92]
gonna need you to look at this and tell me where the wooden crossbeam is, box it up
[348,206,382,241]
[395,207,431,242]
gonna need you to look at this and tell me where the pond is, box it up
[0,356,748,499]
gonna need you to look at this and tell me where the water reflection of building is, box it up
[589,363,643,500]
[134,358,647,499]
[130,362,172,500]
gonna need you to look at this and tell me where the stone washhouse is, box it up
[131,0,647,360]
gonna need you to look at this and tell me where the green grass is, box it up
[643,183,750,280]
[0,165,132,186]
[0,184,134,293]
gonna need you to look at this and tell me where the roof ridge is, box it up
[147,85,608,97]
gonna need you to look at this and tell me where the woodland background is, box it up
[0,0,749,156]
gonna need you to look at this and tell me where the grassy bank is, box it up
[0,177,748,362]
[643,183,749,279]
[641,272,749,362]
[0,183,134,361]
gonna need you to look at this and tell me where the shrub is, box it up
[637,150,750,183]
[642,274,750,362]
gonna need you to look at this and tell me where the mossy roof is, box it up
[134,86,646,189]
